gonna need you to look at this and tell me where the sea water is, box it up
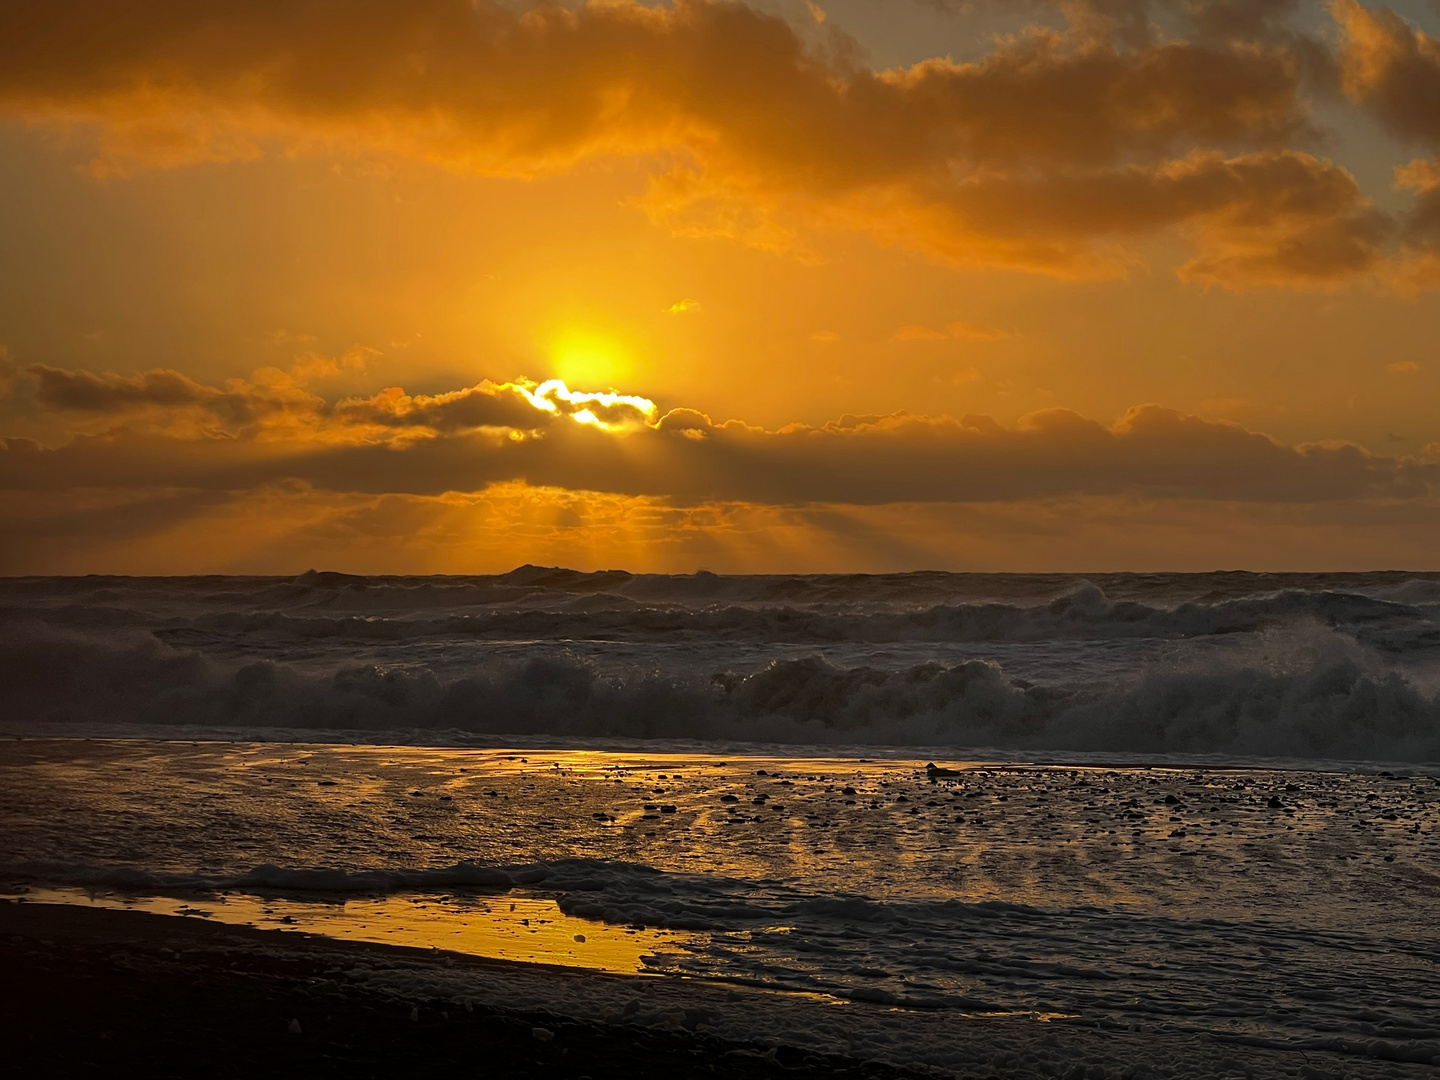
[4,568,1440,758]
[1,570,1438,1070]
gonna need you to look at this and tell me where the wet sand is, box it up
[0,899,926,1079]
[4,740,1439,1076]
[8,898,1439,1079]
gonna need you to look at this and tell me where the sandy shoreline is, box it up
[8,727,1434,777]
[0,899,930,1079]
[4,737,1438,1077]
[6,898,1437,1078]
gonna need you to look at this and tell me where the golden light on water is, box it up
[11,887,698,975]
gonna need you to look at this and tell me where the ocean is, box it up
[2,569,1438,1073]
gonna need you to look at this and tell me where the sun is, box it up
[550,329,632,389]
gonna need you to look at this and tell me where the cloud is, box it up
[287,347,375,384]
[3,364,1435,510]
[4,361,1439,572]
[7,364,655,442]
[0,0,1403,288]
[20,363,323,436]
[1335,1,1440,288]
[30,365,225,413]
[1386,360,1421,373]
[332,382,559,436]
[335,377,659,437]
[665,298,703,314]
[1335,0,1440,148]
[1384,153,1440,290]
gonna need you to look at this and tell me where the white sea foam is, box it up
[3,620,1438,761]
[4,571,1440,762]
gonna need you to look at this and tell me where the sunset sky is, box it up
[3,0,1440,573]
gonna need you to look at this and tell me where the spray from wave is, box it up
[4,618,1437,761]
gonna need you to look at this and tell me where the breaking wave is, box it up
[7,583,1440,647]
[4,622,1438,762]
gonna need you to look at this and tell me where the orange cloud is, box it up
[1335,1,1440,289]
[5,363,1436,507]
[5,361,1440,572]
[13,364,653,443]
[1335,0,1440,148]
[0,0,1401,288]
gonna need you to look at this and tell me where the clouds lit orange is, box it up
[1,0,1439,572]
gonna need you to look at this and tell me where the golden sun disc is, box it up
[550,330,631,389]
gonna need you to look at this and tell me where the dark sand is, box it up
[0,899,931,1079]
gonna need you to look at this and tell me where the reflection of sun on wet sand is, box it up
[0,901,934,1079]
[4,892,1428,1079]
[4,739,1439,1077]
[7,886,701,974]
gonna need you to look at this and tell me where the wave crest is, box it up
[3,624,1437,761]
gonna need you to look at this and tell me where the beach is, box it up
[11,0,1440,1069]
[3,571,1439,1075]
[8,896,1433,1080]
[2,736,1438,1077]
[0,900,929,1079]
